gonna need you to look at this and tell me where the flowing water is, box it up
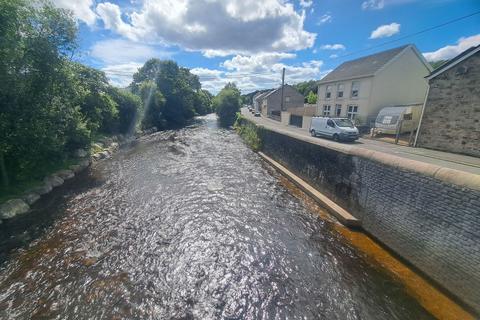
[0,114,433,319]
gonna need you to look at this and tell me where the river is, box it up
[0,114,433,319]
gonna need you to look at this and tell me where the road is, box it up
[241,108,480,175]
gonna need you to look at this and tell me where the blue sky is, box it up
[54,0,480,93]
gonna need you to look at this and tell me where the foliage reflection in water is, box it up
[0,114,433,319]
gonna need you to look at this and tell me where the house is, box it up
[260,84,304,119]
[317,44,432,126]
[253,91,271,112]
[415,45,480,157]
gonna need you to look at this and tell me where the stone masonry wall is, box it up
[259,128,480,313]
[417,52,480,157]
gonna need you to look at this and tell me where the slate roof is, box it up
[319,45,410,83]
[254,90,271,102]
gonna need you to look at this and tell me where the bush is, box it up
[214,83,241,127]
[234,114,262,151]
[108,87,142,135]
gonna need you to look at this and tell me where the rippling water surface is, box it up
[0,114,433,319]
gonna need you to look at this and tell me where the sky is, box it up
[53,0,480,94]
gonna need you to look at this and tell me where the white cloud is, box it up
[299,0,313,8]
[91,39,171,65]
[369,22,400,39]
[317,14,332,25]
[361,0,385,10]
[192,53,328,94]
[329,54,338,59]
[90,38,172,87]
[101,62,144,87]
[423,34,480,61]
[320,44,346,50]
[95,0,316,56]
[51,0,96,25]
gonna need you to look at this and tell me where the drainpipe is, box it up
[414,82,430,147]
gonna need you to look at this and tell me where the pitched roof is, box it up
[263,84,297,99]
[427,44,480,80]
[319,45,411,83]
[254,90,271,101]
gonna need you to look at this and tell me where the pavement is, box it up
[241,108,480,176]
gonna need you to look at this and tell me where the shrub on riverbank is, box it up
[234,114,262,151]
[214,83,241,127]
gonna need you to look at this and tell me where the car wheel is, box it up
[333,134,339,142]
[311,130,316,137]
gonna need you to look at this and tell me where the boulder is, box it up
[22,192,40,205]
[92,153,102,161]
[74,148,88,158]
[0,199,29,219]
[56,169,74,180]
[100,151,110,158]
[31,183,53,195]
[44,175,64,188]
[92,143,104,150]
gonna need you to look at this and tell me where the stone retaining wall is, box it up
[256,125,480,313]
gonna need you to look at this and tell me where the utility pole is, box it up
[280,67,285,111]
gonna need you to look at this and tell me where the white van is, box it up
[309,117,359,142]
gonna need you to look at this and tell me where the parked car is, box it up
[254,112,261,117]
[310,117,359,142]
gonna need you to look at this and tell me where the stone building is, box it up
[415,45,480,157]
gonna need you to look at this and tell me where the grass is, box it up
[234,113,262,151]
[0,157,79,203]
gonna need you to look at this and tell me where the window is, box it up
[323,105,331,116]
[335,104,342,117]
[337,84,344,98]
[325,85,332,99]
[327,119,335,127]
[351,81,360,98]
[347,105,358,120]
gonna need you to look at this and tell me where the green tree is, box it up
[107,87,143,135]
[306,91,317,104]
[139,81,166,130]
[130,59,201,127]
[214,83,241,127]
[0,0,80,186]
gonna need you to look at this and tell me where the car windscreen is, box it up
[334,119,354,128]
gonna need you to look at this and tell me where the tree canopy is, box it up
[130,59,213,129]
[214,83,241,127]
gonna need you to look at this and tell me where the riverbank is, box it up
[235,114,479,318]
[0,133,140,223]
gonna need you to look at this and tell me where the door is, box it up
[326,119,336,137]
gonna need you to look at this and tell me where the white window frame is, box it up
[347,105,358,120]
[337,84,344,98]
[351,81,360,98]
[335,104,342,117]
[325,85,332,99]
[323,105,331,116]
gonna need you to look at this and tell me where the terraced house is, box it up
[317,44,432,126]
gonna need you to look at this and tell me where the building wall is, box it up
[416,52,480,157]
[370,47,431,125]
[317,77,373,124]
[255,127,480,313]
[265,85,304,116]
